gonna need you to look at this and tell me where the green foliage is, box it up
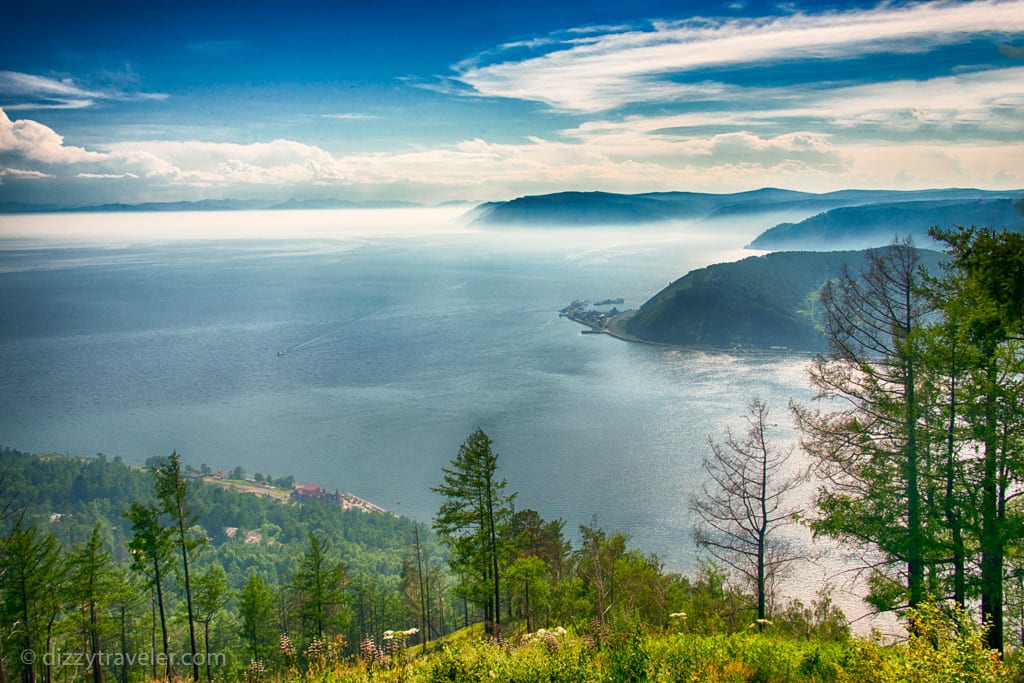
[231,608,1014,683]
[0,447,433,585]
[239,571,278,661]
[883,603,1011,683]
[433,429,514,634]
[291,531,351,642]
[773,591,850,642]
[670,561,750,636]
[0,514,68,683]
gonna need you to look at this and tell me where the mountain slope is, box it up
[471,188,1023,228]
[749,197,1024,250]
[624,249,945,351]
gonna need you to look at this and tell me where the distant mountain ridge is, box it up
[471,188,1022,229]
[749,196,1024,250]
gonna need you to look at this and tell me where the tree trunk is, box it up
[153,558,171,681]
[119,606,128,683]
[177,515,200,680]
[943,362,966,607]
[89,599,102,683]
[980,359,1003,651]
[203,622,212,682]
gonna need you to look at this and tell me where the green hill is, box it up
[750,197,1024,250]
[623,249,942,351]
[0,447,430,586]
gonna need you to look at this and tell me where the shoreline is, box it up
[564,310,817,358]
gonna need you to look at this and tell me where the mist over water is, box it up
[0,209,816,577]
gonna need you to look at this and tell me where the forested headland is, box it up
[3,226,1024,682]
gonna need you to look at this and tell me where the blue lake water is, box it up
[0,209,816,574]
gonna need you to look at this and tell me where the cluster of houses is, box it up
[291,483,389,515]
[221,483,389,546]
[559,299,623,332]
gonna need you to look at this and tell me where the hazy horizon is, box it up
[2,0,1022,210]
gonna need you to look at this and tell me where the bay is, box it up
[0,209,815,576]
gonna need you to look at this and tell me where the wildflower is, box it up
[242,659,266,683]
[280,634,296,659]
[360,634,383,664]
[669,612,687,619]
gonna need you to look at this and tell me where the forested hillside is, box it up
[0,447,428,583]
[749,197,1024,250]
[623,249,945,350]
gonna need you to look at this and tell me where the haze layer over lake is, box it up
[0,208,814,573]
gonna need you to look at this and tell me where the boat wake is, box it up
[276,316,371,357]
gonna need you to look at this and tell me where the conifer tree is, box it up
[126,502,173,681]
[291,531,350,641]
[928,226,1024,650]
[433,428,514,636]
[794,240,934,610]
[153,451,203,680]
[238,572,276,662]
[193,564,228,682]
[1,516,66,683]
[69,524,118,683]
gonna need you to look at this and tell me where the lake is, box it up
[0,208,821,578]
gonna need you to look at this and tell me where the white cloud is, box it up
[454,0,1024,112]
[0,108,105,163]
[321,113,378,121]
[75,172,140,180]
[549,66,1024,143]
[0,167,52,179]
[100,138,349,186]
[2,104,1020,205]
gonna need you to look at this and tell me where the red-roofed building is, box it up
[292,484,342,504]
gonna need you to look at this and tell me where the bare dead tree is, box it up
[691,398,808,628]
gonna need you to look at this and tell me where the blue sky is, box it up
[1,0,1022,205]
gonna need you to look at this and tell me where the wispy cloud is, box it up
[0,71,167,110]
[75,172,140,180]
[0,72,101,110]
[557,67,1024,140]
[321,113,378,121]
[454,0,1024,112]
[0,167,52,180]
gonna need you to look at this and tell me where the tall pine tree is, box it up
[433,428,514,636]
